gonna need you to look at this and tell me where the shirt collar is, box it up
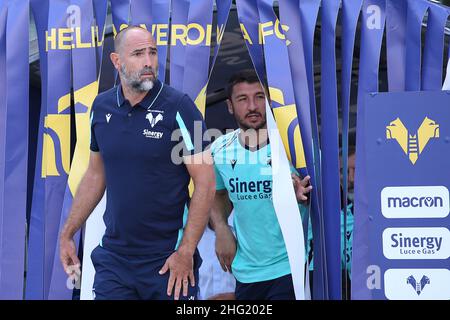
[237,128,270,152]
[116,79,163,110]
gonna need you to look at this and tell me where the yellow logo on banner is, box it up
[386,117,440,164]
[42,104,71,178]
[68,81,99,195]
[270,87,306,169]
[41,81,99,191]
[194,83,208,117]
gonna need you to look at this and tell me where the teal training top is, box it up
[211,130,307,283]
[306,203,354,277]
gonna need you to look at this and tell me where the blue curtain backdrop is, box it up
[0,0,449,299]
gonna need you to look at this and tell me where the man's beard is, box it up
[237,113,266,131]
[120,65,158,93]
[239,120,267,131]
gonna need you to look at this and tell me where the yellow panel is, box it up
[68,81,100,196]
[272,104,306,169]
[72,80,99,111]
[272,104,296,161]
[188,179,194,198]
[45,114,71,175]
[409,153,418,165]
[194,83,208,117]
[41,133,59,177]
[57,93,71,114]
[269,87,285,105]
[417,117,440,154]
[293,125,306,168]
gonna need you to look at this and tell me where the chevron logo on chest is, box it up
[146,112,163,128]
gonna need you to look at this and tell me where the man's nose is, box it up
[144,52,153,68]
[248,98,258,111]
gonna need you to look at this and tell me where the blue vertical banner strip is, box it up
[405,0,429,92]
[182,0,213,114]
[298,0,321,186]
[48,0,105,299]
[130,0,170,84]
[278,2,323,296]
[110,0,129,87]
[0,0,29,299]
[0,0,6,290]
[297,0,326,300]
[43,0,73,300]
[110,0,130,35]
[235,0,265,82]
[169,0,189,90]
[27,0,73,300]
[26,0,49,300]
[202,0,232,106]
[278,0,315,189]
[212,0,232,71]
[255,0,307,171]
[0,0,7,298]
[385,0,407,92]
[320,0,342,300]
[340,0,363,299]
[93,0,108,75]
[422,3,448,91]
[152,0,170,85]
[255,0,307,300]
[352,0,386,300]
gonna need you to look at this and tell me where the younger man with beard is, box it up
[210,70,312,300]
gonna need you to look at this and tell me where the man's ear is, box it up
[110,52,120,71]
[226,99,234,115]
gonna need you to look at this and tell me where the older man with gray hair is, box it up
[59,26,215,300]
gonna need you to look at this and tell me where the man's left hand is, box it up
[159,250,195,300]
[292,174,312,203]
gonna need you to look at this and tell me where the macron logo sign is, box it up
[381,186,449,218]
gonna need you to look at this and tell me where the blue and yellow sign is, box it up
[364,91,450,300]
[386,117,440,165]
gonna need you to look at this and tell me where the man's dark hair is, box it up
[226,69,261,99]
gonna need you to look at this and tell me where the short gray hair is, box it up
[114,25,151,54]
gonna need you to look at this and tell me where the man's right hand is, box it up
[60,237,81,280]
[215,226,236,273]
